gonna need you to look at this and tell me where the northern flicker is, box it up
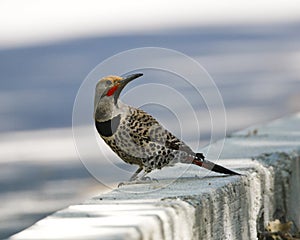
[94,73,240,181]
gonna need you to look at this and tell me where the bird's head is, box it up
[94,73,143,120]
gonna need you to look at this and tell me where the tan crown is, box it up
[100,75,123,83]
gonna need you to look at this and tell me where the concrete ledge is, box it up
[10,114,300,239]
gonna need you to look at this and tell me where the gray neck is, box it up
[94,97,127,122]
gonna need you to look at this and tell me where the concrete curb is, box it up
[10,113,300,239]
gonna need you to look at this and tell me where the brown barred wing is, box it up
[126,107,194,155]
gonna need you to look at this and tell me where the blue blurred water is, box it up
[1,23,299,133]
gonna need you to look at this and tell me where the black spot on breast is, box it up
[95,115,121,137]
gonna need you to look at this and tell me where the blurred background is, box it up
[1,0,300,238]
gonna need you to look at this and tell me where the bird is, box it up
[94,73,240,182]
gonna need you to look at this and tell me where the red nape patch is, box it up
[106,85,119,96]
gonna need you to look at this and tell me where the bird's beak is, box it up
[114,73,143,104]
[120,73,143,87]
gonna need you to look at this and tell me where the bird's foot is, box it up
[140,176,158,182]
[118,177,158,187]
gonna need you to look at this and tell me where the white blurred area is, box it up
[1,0,300,48]
[1,0,300,238]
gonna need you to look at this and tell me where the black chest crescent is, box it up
[95,114,121,137]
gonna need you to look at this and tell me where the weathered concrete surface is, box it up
[9,113,300,239]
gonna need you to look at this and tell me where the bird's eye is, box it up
[105,80,112,86]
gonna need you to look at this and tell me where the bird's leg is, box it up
[118,167,158,187]
[129,166,143,181]
[136,171,158,182]
[130,167,156,182]
[118,166,144,187]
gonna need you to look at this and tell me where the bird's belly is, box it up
[101,135,145,165]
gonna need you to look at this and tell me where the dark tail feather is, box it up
[193,153,240,175]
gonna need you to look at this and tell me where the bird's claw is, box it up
[118,177,159,187]
[117,182,126,188]
[140,176,158,182]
